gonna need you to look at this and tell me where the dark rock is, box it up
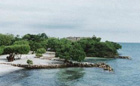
[117,56,131,59]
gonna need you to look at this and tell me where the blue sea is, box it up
[0,43,140,86]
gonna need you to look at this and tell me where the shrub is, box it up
[55,42,72,60]
[36,48,46,54]
[0,34,14,46]
[35,48,46,58]
[36,53,43,58]
[4,44,30,61]
[77,37,122,58]
[4,45,30,54]
[22,33,48,52]
[0,46,4,55]
[47,38,60,51]
[14,40,29,45]
[56,42,86,62]
[27,59,33,65]
[70,43,86,62]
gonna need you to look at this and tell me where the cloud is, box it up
[0,0,140,42]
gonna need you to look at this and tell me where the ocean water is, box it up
[0,43,140,86]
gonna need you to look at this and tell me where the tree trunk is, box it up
[7,53,15,62]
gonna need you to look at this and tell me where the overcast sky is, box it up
[0,0,140,42]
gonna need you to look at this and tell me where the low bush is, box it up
[4,44,30,61]
[14,40,29,45]
[36,53,43,58]
[0,46,4,55]
[27,59,33,65]
[35,48,46,58]
[4,45,30,54]
[36,48,46,54]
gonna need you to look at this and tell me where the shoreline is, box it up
[0,55,114,75]
[0,54,60,75]
[0,64,23,76]
[0,53,130,75]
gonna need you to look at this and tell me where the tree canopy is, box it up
[0,46,4,55]
[22,33,48,51]
[0,33,122,62]
[0,34,14,46]
[69,43,86,62]
[47,38,60,51]
[77,37,121,57]
[13,40,29,45]
[4,45,30,55]
[55,40,85,62]
[36,48,46,58]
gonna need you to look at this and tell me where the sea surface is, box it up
[0,43,140,86]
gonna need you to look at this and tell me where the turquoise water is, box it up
[0,43,140,86]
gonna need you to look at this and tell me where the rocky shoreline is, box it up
[116,56,131,59]
[0,55,131,74]
[0,61,114,72]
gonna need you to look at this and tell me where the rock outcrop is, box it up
[0,61,114,72]
[116,56,131,59]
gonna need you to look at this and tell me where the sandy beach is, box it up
[0,52,58,76]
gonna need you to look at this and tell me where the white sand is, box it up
[0,52,58,76]
[0,64,23,76]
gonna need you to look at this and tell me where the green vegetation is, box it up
[2,40,30,61]
[22,33,48,52]
[0,34,14,46]
[4,45,30,61]
[0,46,4,55]
[36,53,43,58]
[69,43,86,62]
[13,40,29,45]
[36,48,46,54]
[47,38,60,51]
[77,37,121,58]
[55,40,72,61]
[55,40,85,62]
[4,45,30,55]
[36,48,46,58]
[0,33,122,62]
[27,59,33,65]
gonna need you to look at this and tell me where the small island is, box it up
[0,33,128,75]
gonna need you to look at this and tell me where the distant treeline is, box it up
[0,33,121,62]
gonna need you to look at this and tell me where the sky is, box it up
[0,0,140,42]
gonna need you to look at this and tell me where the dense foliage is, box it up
[36,48,46,58]
[47,38,60,51]
[36,48,46,54]
[77,37,122,57]
[3,44,30,61]
[55,39,72,60]
[0,46,4,55]
[69,43,86,62]
[13,40,29,45]
[55,39,85,62]
[0,34,14,46]
[22,33,48,52]
[36,53,43,58]
[4,45,30,54]
[0,33,122,62]
[2,40,30,61]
